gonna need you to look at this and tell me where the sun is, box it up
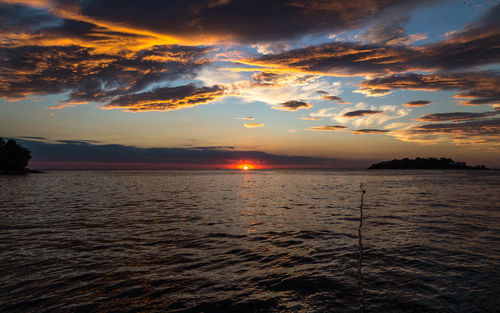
[243,166,249,171]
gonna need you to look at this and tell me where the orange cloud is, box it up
[0,44,212,110]
[306,125,347,131]
[244,123,264,128]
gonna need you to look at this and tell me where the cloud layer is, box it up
[14,138,369,169]
[306,125,347,131]
[359,72,500,106]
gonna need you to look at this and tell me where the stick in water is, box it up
[358,183,365,313]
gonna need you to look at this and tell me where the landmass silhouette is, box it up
[368,157,488,170]
[0,138,41,174]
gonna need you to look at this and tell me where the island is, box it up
[368,157,488,170]
[0,137,42,174]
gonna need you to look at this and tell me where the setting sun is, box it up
[235,163,257,170]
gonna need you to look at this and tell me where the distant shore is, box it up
[368,157,489,170]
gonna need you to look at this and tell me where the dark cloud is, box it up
[423,4,500,70]
[55,139,100,144]
[105,84,225,112]
[13,138,369,169]
[306,125,347,131]
[74,0,440,42]
[246,36,498,76]
[0,3,57,35]
[395,118,500,146]
[273,100,312,112]
[251,72,281,87]
[343,110,383,117]
[244,4,500,76]
[248,42,416,76]
[409,118,500,136]
[0,44,213,107]
[403,100,432,107]
[316,91,350,104]
[416,111,500,122]
[359,72,500,106]
[352,129,389,134]
[17,136,46,140]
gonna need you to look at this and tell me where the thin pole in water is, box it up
[358,183,365,313]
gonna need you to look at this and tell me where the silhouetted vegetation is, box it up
[0,138,36,174]
[368,157,488,170]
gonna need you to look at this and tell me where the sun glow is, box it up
[236,163,256,170]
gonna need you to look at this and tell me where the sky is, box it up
[0,0,499,169]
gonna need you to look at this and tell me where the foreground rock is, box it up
[368,157,488,170]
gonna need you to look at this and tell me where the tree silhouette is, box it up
[0,138,32,173]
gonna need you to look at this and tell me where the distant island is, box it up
[0,138,42,174]
[368,157,488,170]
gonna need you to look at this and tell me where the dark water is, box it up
[1,170,499,312]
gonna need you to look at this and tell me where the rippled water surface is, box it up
[1,170,499,312]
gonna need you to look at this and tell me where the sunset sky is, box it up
[1,0,499,169]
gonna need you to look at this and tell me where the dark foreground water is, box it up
[1,170,499,312]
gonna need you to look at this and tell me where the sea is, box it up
[0,170,499,312]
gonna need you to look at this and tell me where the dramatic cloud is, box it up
[0,44,212,105]
[301,117,320,121]
[422,3,500,70]
[13,138,370,169]
[198,68,338,107]
[416,111,500,122]
[306,125,347,131]
[104,84,225,112]
[1,0,443,43]
[237,4,500,76]
[343,110,383,117]
[352,129,390,134]
[359,72,500,106]
[403,100,432,107]
[272,100,312,112]
[235,117,254,120]
[239,42,417,76]
[243,123,264,128]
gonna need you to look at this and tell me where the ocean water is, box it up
[0,170,499,312]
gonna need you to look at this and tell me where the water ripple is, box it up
[0,170,499,312]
